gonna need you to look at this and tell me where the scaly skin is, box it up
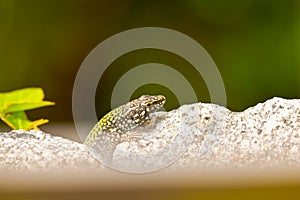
[84,95,166,163]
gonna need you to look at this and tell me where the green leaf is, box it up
[0,111,49,130]
[4,101,55,113]
[0,87,54,130]
[0,88,46,111]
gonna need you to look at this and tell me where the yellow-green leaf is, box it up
[1,111,32,130]
[0,87,54,130]
[0,88,46,110]
[4,101,55,113]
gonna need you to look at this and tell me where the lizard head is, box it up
[121,95,166,130]
[132,95,166,112]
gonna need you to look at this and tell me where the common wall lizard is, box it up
[84,95,166,164]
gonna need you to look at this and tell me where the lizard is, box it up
[84,95,166,164]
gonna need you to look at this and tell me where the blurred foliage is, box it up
[0,0,299,123]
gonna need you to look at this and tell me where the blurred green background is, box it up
[0,0,299,129]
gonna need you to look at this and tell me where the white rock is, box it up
[0,130,103,173]
[1,97,300,173]
[114,97,300,170]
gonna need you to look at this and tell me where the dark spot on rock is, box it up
[204,116,210,120]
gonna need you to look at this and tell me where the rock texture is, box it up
[1,97,300,173]
[176,97,300,168]
[0,130,103,173]
[114,97,300,171]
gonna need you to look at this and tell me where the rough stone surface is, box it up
[0,130,103,173]
[1,97,300,173]
[175,97,300,168]
[114,97,300,170]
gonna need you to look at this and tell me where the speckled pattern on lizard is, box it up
[84,95,166,164]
